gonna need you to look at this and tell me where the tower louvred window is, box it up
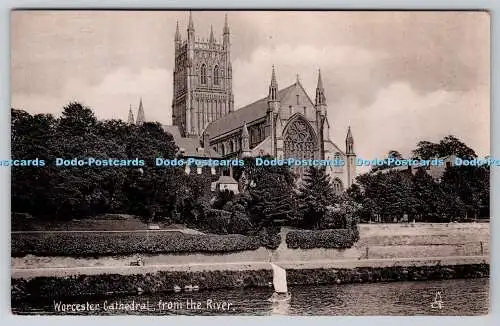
[201,64,207,84]
[214,65,220,85]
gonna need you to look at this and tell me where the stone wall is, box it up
[12,223,489,278]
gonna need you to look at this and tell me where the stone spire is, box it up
[223,13,230,49]
[209,24,215,43]
[175,21,181,42]
[187,11,195,41]
[346,126,354,154]
[241,121,251,157]
[223,13,230,35]
[315,69,326,106]
[188,11,194,31]
[127,104,134,125]
[268,65,278,101]
[136,98,145,125]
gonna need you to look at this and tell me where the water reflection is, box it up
[12,278,489,316]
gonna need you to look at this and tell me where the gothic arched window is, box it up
[284,118,316,176]
[201,64,207,84]
[332,178,343,194]
[213,65,220,85]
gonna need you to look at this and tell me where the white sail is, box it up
[271,263,287,294]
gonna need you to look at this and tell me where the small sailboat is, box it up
[430,291,443,310]
[268,263,291,302]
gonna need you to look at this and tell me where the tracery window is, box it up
[201,64,207,84]
[284,119,316,161]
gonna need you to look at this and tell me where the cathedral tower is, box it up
[172,12,234,137]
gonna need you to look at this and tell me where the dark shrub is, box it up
[286,229,358,249]
[202,209,231,234]
[212,189,235,210]
[228,212,253,235]
[257,226,282,249]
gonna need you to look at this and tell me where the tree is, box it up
[11,103,190,221]
[242,156,296,228]
[356,169,416,222]
[412,135,476,160]
[441,165,489,220]
[372,150,404,172]
[295,166,336,229]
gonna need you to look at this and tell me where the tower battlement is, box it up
[172,12,233,137]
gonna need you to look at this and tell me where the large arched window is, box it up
[200,64,207,84]
[332,178,344,194]
[284,118,316,177]
[284,118,316,160]
[213,65,220,85]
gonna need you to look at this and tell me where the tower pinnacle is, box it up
[223,13,230,35]
[188,11,194,31]
[136,98,145,125]
[209,24,215,43]
[346,126,355,154]
[268,65,278,101]
[241,121,251,157]
[315,69,327,106]
[128,104,134,125]
[175,21,181,42]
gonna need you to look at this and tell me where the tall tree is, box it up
[295,166,336,228]
[412,135,477,160]
[242,156,296,228]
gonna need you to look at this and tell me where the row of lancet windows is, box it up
[200,64,220,85]
[212,139,240,156]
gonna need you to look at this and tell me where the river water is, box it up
[12,278,489,316]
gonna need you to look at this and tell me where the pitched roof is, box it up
[216,175,238,184]
[205,83,297,138]
[162,125,221,158]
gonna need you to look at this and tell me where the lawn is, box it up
[11,213,183,232]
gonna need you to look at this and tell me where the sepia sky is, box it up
[11,11,490,159]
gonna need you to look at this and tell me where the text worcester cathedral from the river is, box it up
[128,13,356,191]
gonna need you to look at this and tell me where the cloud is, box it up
[12,68,173,124]
[332,82,490,165]
[232,44,386,108]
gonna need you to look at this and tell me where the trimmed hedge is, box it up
[286,228,359,249]
[11,231,261,257]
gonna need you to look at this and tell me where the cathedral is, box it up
[129,12,356,191]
